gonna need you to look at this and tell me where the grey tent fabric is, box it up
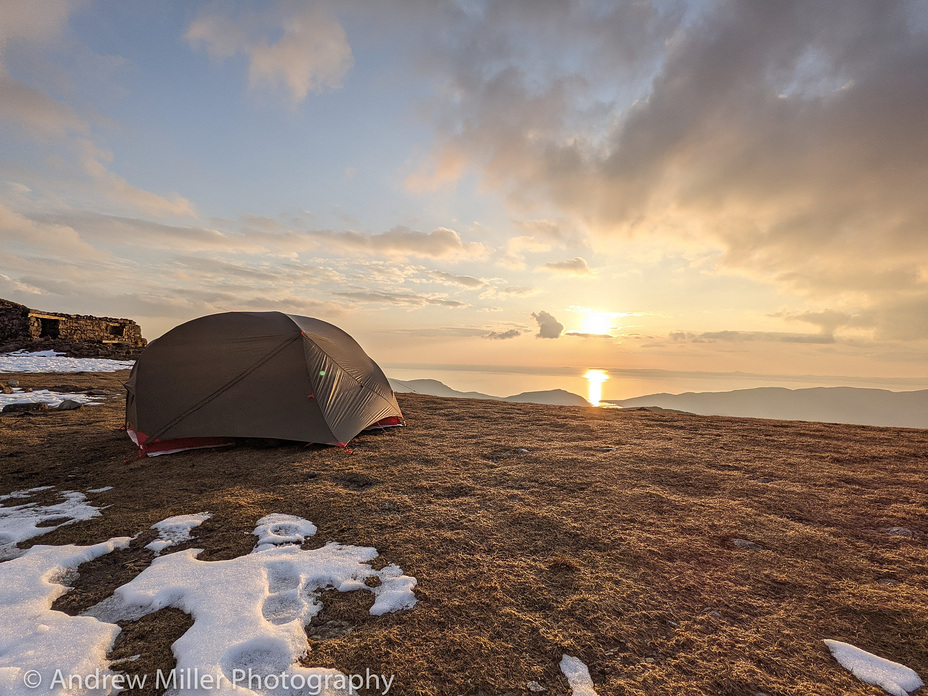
[125,312,402,454]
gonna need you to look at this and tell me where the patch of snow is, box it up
[0,486,53,502]
[146,513,211,555]
[824,639,924,696]
[252,513,317,551]
[560,655,600,696]
[93,515,416,695]
[0,538,132,695]
[86,487,113,494]
[0,350,134,374]
[0,490,104,560]
[1,388,103,410]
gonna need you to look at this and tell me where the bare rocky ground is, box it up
[1,370,927,696]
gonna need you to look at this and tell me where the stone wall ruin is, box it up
[0,298,146,358]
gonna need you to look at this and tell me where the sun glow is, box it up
[584,369,609,406]
[581,312,612,335]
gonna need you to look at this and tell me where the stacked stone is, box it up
[25,313,144,345]
[0,297,147,358]
[0,301,30,343]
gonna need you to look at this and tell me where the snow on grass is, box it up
[0,538,132,695]
[560,655,600,696]
[0,489,105,561]
[92,515,416,695]
[0,486,53,502]
[146,512,211,555]
[0,388,104,410]
[824,639,925,696]
[0,350,134,374]
[252,513,317,551]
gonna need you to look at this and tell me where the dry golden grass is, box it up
[1,370,927,695]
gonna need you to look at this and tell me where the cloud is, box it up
[484,328,522,340]
[0,203,102,260]
[412,1,928,341]
[0,0,72,48]
[0,3,89,141]
[334,289,468,308]
[531,310,563,339]
[386,326,487,338]
[428,270,485,288]
[565,331,614,339]
[186,3,353,103]
[513,218,587,247]
[310,226,486,259]
[0,67,88,140]
[672,330,836,345]
[497,235,551,269]
[538,257,593,276]
[501,286,537,296]
[77,139,195,217]
[404,143,468,193]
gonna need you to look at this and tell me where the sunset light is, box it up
[581,313,612,336]
[1,4,926,694]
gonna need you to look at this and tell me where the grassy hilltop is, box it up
[1,370,927,696]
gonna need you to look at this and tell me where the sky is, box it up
[1,0,927,400]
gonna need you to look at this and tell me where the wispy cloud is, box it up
[538,257,593,276]
[428,270,486,288]
[186,3,353,104]
[334,289,468,308]
[670,330,836,345]
[309,226,487,260]
[484,328,522,340]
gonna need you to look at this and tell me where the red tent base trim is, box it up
[126,417,403,457]
[364,415,405,429]
[127,427,237,457]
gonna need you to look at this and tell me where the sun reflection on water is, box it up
[584,369,609,406]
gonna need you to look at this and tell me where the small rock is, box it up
[885,527,914,538]
[877,577,899,586]
[667,620,679,628]
[6,379,18,387]
[1,386,11,394]
[706,609,723,619]
[517,448,530,454]
[305,470,318,479]
[50,384,88,393]
[2,402,48,414]
[644,657,656,664]
[24,387,33,392]
[526,682,546,693]
[86,389,106,396]
[755,477,773,483]
[55,400,83,411]
[599,446,618,452]
[732,538,764,550]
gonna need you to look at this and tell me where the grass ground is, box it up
[1,369,927,696]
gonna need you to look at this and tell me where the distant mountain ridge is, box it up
[389,378,589,406]
[607,386,928,429]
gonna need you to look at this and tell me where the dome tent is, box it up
[125,312,403,456]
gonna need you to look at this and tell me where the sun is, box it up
[581,312,612,335]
